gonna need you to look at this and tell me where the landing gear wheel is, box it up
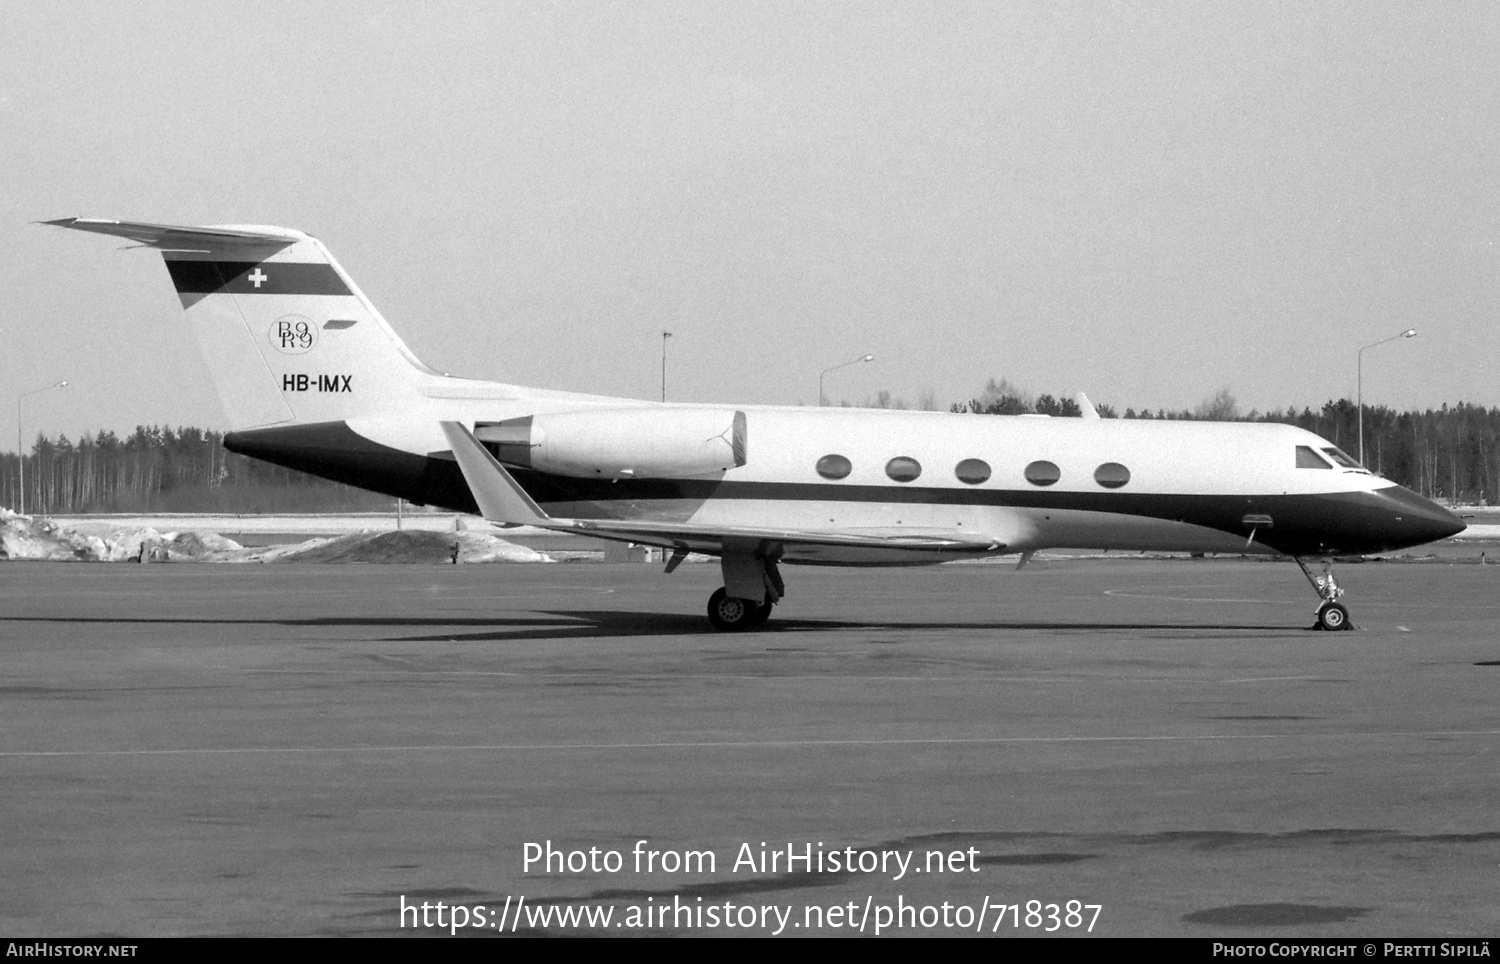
[745,599,774,628]
[1316,601,1351,632]
[707,587,764,632]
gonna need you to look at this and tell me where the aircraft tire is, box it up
[1316,601,1351,631]
[707,587,761,631]
[746,600,774,628]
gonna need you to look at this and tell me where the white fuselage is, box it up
[331,382,1424,563]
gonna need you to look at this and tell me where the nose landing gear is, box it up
[1295,556,1354,631]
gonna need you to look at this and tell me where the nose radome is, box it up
[1375,484,1467,545]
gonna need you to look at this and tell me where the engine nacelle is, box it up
[474,408,747,480]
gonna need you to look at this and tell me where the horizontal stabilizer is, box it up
[40,218,301,249]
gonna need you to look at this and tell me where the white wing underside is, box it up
[439,422,1005,558]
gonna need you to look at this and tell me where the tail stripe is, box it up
[165,260,352,296]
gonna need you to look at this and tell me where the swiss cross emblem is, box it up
[248,268,268,288]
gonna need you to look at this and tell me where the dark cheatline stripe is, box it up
[164,261,351,296]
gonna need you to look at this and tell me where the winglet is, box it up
[1076,392,1101,419]
[439,421,552,525]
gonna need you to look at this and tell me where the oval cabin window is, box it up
[885,456,922,483]
[954,458,991,485]
[1024,460,1061,486]
[1094,462,1130,489]
[816,454,852,480]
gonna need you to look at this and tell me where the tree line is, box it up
[5,388,1498,513]
[0,426,390,514]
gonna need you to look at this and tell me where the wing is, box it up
[438,422,1005,558]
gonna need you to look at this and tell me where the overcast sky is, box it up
[2,1,1496,447]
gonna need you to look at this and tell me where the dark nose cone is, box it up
[1370,484,1467,550]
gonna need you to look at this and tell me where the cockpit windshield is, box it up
[1296,446,1332,469]
[1321,446,1367,471]
[1296,445,1369,472]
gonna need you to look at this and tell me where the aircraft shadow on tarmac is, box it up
[0,612,1298,641]
[392,611,1300,642]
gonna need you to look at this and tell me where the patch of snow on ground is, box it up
[1,508,549,564]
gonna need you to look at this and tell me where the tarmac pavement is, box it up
[2,557,1497,936]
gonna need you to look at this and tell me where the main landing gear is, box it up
[1295,556,1353,631]
[705,547,785,631]
[707,588,774,631]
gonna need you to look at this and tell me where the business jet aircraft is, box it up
[46,218,1465,631]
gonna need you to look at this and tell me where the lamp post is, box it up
[1357,329,1416,467]
[661,331,672,403]
[819,354,874,407]
[17,379,68,515]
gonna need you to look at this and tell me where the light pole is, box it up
[1357,329,1416,467]
[661,331,672,403]
[17,379,67,515]
[819,354,874,407]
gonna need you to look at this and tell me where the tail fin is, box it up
[44,218,435,430]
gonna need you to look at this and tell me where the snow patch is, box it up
[0,508,548,564]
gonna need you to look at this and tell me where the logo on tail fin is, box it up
[270,316,318,354]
